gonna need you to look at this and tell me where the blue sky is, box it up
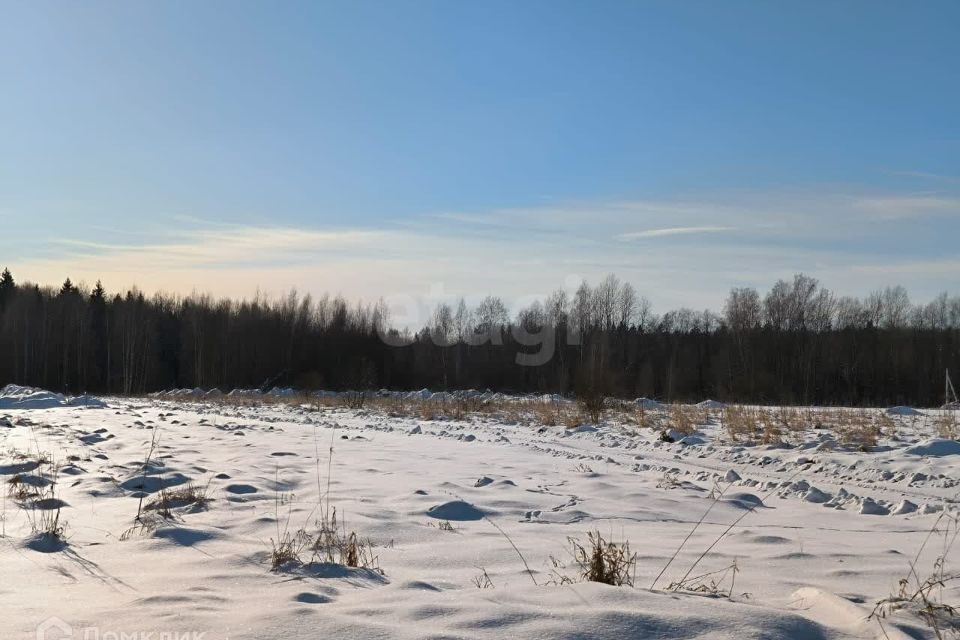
[1,0,958,317]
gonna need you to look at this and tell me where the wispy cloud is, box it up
[9,186,960,319]
[852,195,960,219]
[852,258,960,277]
[616,226,736,241]
[51,226,397,267]
[890,171,960,184]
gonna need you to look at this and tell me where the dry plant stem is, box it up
[670,561,740,597]
[135,427,161,523]
[870,512,959,639]
[482,515,538,586]
[910,512,956,593]
[571,531,636,586]
[323,421,337,527]
[472,567,494,589]
[652,480,733,589]
[675,470,801,588]
[302,421,324,527]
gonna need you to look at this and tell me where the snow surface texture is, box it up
[156,386,574,404]
[1,390,958,639]
[0,384,106,410]
[886,406,925,417]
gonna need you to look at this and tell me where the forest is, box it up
[0,267,957,407]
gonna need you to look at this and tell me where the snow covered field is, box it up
[1,385,958,639]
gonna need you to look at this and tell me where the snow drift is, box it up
[0,384,105,410]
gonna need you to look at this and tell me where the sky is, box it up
[1,0,958,323]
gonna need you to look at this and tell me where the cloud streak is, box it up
[852,195,960,219]
[52,227,395,267]
[8,186,960,318]
[617,226,736,241]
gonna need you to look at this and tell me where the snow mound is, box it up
[67,394,106,408]
[323,582,837,639]
[426,500,487,521]
[24,532,69,553]
[904,438,960,457]
[885,406,923,416]
[0,384,105,410]
[891,500,918,515]
[566,424,598,435]
[725,492,765,509]
[858,498,890,516]
[635,397,664,410]
[803,487,832,504]
[790,588,912,639]
[697,399,726,409]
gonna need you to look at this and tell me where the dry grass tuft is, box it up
[472,567,495,589]
[936,413,958,440]
[669,405,698,437]
[311,507,381,571]
[267,424,382,575]
[437,520,456,532]
[22,460,67,546]
[870,512,959,638]
[270,528,313,570]
[723,406,760,443]
[877,412,899,439]
[838,421,880,451]
[566,531,636,586]
[577,392,606,425]
[7,474,37,501]
[668,561,741,598]
[146,481,212,515]
[531,400,572,427]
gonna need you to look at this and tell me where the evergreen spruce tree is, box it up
[90,280,109,391]
[0,268,13,311]
[91,280,106,302]
[60,277,75,296]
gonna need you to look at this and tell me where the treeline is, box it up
[0,268,957,406]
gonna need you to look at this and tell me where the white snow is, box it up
[0,389,957,639]
[0,384,106,410]
[886,406,924,416]
[635,397,665,410]
[696,399,726,409]
[904,438,960,457]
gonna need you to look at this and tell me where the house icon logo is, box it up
[36,617,72,640]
